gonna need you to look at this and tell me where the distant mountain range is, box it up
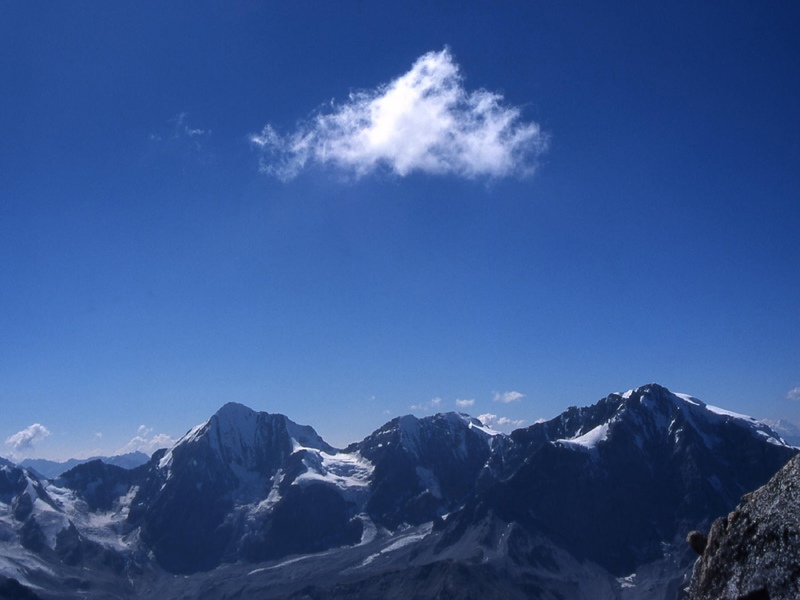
[18,451,150,479]
[0,384,795,600]
[762,418,800,447]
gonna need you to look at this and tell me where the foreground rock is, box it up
[686,454,800,600]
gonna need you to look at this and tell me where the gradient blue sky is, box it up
[2,1,799,460]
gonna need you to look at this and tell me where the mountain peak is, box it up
[393,411,500,445]
[212,401,257,423]
[598,383,790,450]
[616,382,679,401]
[171,403,334,462]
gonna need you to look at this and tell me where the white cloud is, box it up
[150,112,210,143]
[251,48,547,181]
[95,432,103,439]
[410,397,443,412]
[120,426,176,456]
[5,424,51,454]
[149,112,212,164]
[493,390,525,404]
[786,387,800,401]
[477,413,526,432]
[456,398,475,408]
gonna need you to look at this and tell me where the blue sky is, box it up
[1,1,799,460]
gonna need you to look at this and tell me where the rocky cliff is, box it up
[686,454,800,600]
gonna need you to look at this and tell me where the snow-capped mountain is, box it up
[0,460,134,599]
[440,384,796,586]
[348,412,500,528]
[127,402,366,573]
[0,384,795,599]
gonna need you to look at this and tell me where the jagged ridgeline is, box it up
[0,384,795,600]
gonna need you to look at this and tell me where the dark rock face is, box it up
[18,517,46,553]
[54,522,125,573]
[351,413,496,529]
[56,460,137,512]
[0,576,43,600]
[0,468,29,505]
[686,454,800,600]
[11,492,33,522]
[130,441,244,573]
[126,403,345,574]
[687,530,708,555]
[257,483,362,560]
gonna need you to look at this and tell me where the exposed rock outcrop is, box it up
[687,531,708,555]
[686,454,800,600]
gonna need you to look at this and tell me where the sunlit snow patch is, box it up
[556,423,610,451]
[292,447,374,497]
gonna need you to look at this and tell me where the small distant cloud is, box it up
[477,413,526,432]
[456,399,475,408]
[150,112,210,142]
[95,432,103,439]
[534,418,547,425]
[493,391,525,404]
[367,395,376,402]
[786,387,800,401]
[251,48,547,181]
[149,112,212,163]
[410,397,443,412]
[5,424,51,454]
[120,426,176,456]
[151,433,175,447]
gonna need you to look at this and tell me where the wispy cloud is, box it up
[455,398,475,408]
[5,423,51,454]
[410,397,443,412]
[787,386,800,401]
[149,112,212,163]
[120,425,176,456]
[150,112,210,143]
[493,390,525,404]
[478,413,526,432]
[251,48,547,181]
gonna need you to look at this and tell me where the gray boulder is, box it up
[686,454,800,600]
